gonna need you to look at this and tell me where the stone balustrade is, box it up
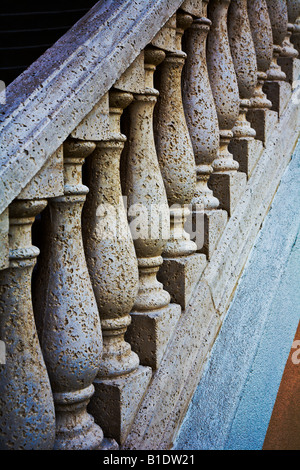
[0,0,299,450]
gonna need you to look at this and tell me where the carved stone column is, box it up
[289,0,300,53]
[182,0,228,259]
[35,140,116,450]
[82,89,152,445]
[154,11,207,309]
[228,0,264,178]
[263,0,292,116]
[0,199,55,450]
[207,0,246,216]
[247,0,279,145]
[125,46,181,369]
[278,0,300,84]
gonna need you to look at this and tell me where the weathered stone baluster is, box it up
[278,0,300,84]
[154,11,206,309]
[0,198,55,450]
[263,0,292,116]
[228,0,264,178]
[207,0,246,216]
[246,0,278,145]
[289,0,300,53]
[82,88,152,445]
[0,147,64,450]
[181,0,228,260]
[35,140,115,450]
[125,46,181,370]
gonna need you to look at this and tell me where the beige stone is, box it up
[208,171,247,216]
[247,108,279,145]
[70,93,110,140]
[17,146,64,200]
[263,80,292,116]
[157,253,206,309]
[126,303,182,370]
[89,367,152,445]
[277,57,300,84]
[229,138,264,178]
[151,14,177,52]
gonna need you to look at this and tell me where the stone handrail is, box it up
[0,0,299,451]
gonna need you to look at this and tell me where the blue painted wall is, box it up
[174,140,300,450]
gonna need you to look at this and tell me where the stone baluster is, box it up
[82,89,152,445]
[263,0,292,116]
[246,0,279,145]
[206,0,246,216]
[289,0,300,53]
[0,198,56,450]
[278,0,300,84]
[124,46,181,370]
[228,0,264,178]
[34,140,116,450]
[181,0,228,260]
[154,11,207,309]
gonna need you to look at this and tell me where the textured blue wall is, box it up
[174,140,300,450]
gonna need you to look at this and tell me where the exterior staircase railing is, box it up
[0,0,299,450]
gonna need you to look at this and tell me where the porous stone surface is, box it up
[126,303,182,370]
[157,253,207,309]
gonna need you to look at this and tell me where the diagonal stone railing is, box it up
[0,0,299,450]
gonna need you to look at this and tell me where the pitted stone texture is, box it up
[155,11,197,258]
[229,138,264,178]
[182,15,220,211]
[247,109,279,145]
[278,57,300,84]
[126,304,182,370]
[151,14,177,52]
[263,80,292,116]
[199,209,228,260]
[0,199,55,450]
[208,171,247,216]
[83,91,140,380]
[88,367,152,445]
[248,0,274,111]
[17,146,64,200]
[70,93,110,141]
[157,253,206,309]
[35,140,106,450]
[181,0,203,16]
[115,52,146,94]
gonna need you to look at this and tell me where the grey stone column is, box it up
[278,0,300,84]
[181,0,228,260]
[35,140,115,450]
[264,0,292,116]
[207,0,246,216]
[125,46,181,370]
[82,89,152,445]
[247,0,279,145]
[289,0,300,53]
[228,0,264,178]
[0,199,56,450]
[154,11,207,309]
